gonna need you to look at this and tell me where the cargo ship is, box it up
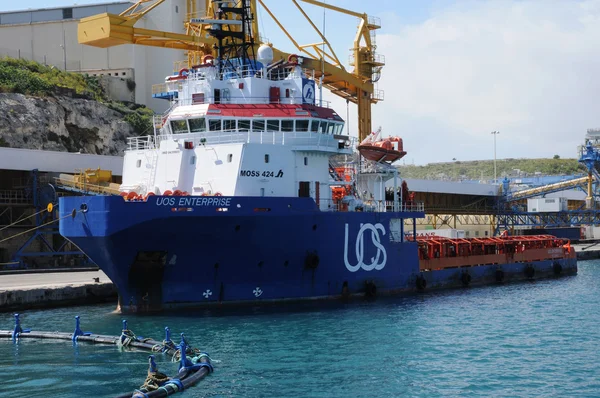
[58,4,577,313]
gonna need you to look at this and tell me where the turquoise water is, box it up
[1,260,600,397]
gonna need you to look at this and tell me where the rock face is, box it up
[0,93,138,156]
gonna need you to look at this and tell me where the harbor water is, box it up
[1,260,599,397]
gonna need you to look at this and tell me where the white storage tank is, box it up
[527,197,567,212]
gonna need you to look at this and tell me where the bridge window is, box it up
[327,123,335,135]
[209,119,221,131]
[319,121,328,134]
[227,154,233,163]
[63,8,73,19]
[304,157,308,166]
[238,120,250,131]
[267,120,279,131]
[281,120,293,132]
[171,120,189,134]
[189,118,206,132]
[190,156,196,165]
[136,159,141,168]
[310,120,319,132]
[296,120,309,132]
[223,119,236,131]
[252,120,265,132]
[265,154,270,163]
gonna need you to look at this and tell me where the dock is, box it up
[573,241,600,260]
[0,269,116,311]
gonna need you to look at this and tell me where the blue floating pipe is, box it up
[165,327,171,343]
[179,333,193,370]
[12,314,31,342]
[72,316,92,342]
[148,355,158,373]
[122,319,128,332]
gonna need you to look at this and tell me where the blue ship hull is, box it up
[58,195,577,313]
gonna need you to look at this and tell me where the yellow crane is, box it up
[77,0,384,141]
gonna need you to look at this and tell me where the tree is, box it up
[553,154,560,159]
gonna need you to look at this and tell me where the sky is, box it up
[4,0,600,165]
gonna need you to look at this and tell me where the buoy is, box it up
[214,192,222,196]
[126,191,138,201]
[173,190,183,196]
[179,68,189,76]
[416,274,427,290]
[202,54,214,65]
[287,53,299,65]
[163,190,173,196]
[144,192,155,201]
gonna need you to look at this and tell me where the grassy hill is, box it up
[398,157,585,181]
[0,57,153,136]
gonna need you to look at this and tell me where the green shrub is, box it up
[124,111,153,136]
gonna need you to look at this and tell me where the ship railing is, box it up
[152,81,183,95]
[386,201,425,212]
[53,177,121,196]
[184,64,319,85]
[359,161,397,174]
[174,96,332,108]
[322,199,424,213]
[152,129,354,150]
[127,136,156,151]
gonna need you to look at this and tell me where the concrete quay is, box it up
[573,242,600,260]
[0,270,116,312]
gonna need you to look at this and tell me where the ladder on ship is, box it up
[143,149,159,195]
[329,162,343,181]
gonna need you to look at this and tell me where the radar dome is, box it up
[257,44,274,65]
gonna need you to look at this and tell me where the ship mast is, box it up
[203,0,257,76]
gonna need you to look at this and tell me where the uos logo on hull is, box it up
[344,223,387,272]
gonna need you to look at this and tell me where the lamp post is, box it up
[452,157,457,181]
[491,131,500,183]
[60,29,67,71]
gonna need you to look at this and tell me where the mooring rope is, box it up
[0,208,48,233]
[0,212,75,244]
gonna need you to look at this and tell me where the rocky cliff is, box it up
[0,93,140,156]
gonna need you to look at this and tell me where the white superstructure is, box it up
[115,2,404,213]
[119,47,360,211]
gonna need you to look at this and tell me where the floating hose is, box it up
[1,315,214,398]
[116,334,214,398]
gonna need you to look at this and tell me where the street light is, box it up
[491,131,500,183]
[452,157,457,181]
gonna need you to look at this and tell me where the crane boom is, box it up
[77,0,384,141]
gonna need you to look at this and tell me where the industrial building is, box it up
[0,0,197,112]
[0,147,122,267]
